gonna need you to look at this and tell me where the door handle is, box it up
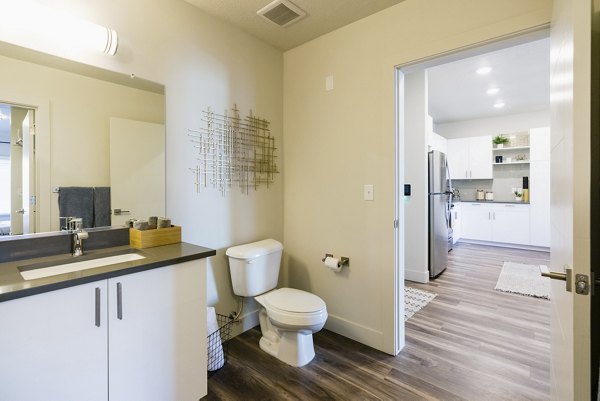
[540,265,572,292]
[113,209,131,216]
[95,287,101,327]
[117,282,123,320]
[15,208,25,214]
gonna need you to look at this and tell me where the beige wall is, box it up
[0,54,165,232]
[10,0,284,338]
[283,0,552,353]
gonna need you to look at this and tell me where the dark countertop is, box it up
[456,200,530,205]
[0,242,215,302]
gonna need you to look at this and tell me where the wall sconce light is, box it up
[0,1,118,56]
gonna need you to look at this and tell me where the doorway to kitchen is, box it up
[394,28,553,392]
[0,102,36,235]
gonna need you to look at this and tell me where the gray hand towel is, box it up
[58,187,94,228]
[93,187,111,227]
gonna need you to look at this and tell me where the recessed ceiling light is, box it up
[493,102,505,109]
[476,67,492,75]
[486,87,500,95]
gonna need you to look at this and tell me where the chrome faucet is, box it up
[61,217,89,257]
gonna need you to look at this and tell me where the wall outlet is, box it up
[364,184,374,201]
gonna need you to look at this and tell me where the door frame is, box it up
[0,93,50,234]
[393,25,550,353]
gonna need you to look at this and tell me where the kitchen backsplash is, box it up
[452,164,530,202]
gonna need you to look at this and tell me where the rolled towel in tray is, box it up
[207,307,224,371]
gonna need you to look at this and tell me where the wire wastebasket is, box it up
[207,313,233,374]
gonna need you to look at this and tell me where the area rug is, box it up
[494,261,550,300]
[405,287,437,321]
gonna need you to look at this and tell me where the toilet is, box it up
[226,239,327,367]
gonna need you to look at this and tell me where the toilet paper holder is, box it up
[321,253,349,268]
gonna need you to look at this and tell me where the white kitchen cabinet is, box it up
[492,204,531,245]
[451,202,462,244]
[529,127,551,161]
[446,136,492,179]
[109,261,205,401]
[530,161,551,247]
[0,281,109,401]
[461,202,493,241]
[0,260,206,401]
[529,126,551,247]
[460,202,530,245]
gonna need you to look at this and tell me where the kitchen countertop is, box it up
[456,200,530,204]
[0,242,215,302]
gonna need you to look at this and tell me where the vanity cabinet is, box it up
[0,281,109,401]
[447,136,493,179]
[460,203,530,245]
[0,260,206,401]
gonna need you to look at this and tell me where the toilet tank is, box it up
[226,239,283,297]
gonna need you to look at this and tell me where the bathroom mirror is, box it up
[0,41,166,237]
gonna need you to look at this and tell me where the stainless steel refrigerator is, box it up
[428,150,452,278]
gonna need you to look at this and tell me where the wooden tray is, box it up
[129,225,181,249]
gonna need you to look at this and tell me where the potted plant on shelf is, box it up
[493,135,510,149]
[513,188,523,202]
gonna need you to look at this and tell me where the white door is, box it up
[0,281,108,401]
[110,118,165,225]
[549,0,591,399]
[108,261,207,401]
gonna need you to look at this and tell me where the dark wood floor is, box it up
[204,243,551,401]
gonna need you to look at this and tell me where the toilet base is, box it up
[259,329,315,367]
[257,307,317,367]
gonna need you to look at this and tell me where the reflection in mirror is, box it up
[0,103,35,235]
[0,42,165,237]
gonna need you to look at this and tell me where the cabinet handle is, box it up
[488,212,491,220]
[454,211,457,219]
[493,211,496,220]
[95,287,101,327]
[117,282,123,320]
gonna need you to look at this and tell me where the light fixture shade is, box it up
[0,1,119,56]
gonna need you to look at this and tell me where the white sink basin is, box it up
[20,253,146,280]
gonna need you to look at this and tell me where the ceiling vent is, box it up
[257,0,307,28]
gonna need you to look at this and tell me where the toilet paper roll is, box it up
[324,256,342,272]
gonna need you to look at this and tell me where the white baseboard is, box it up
[405,268,429,283]
[324,313,384,352]
[457,239,549,252]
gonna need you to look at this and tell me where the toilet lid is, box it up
[263,288,326,313]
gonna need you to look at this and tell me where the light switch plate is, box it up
[364,184,374,201]
[325,75,334,91]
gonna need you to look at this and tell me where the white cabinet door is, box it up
[446,138,470,179]
[530,161,551,247]
[468,136,493,179]
[108,261,206,401]
[529,127,551,161]
[451,203,461,243]
[492,204,530,245]
[0,281,108,401]
[460,203,492,241]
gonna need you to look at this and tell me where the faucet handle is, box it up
[59,216,75,231]
[69,218,84,232]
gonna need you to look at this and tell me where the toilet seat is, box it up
[256,288,327,328]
